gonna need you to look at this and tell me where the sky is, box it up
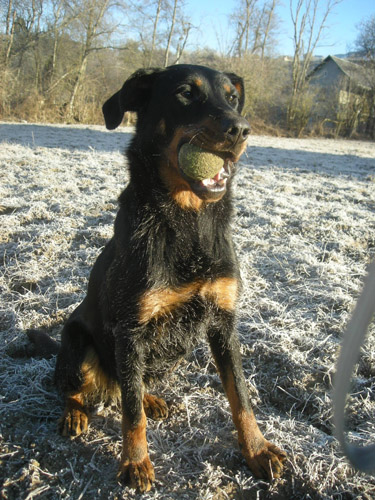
[185,0,375,57]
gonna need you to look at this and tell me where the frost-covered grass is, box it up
[1,122,375,499]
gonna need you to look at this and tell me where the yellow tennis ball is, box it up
[178,144,223,180]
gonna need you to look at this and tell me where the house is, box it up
[308,55,370,100]
[307,55,373,135]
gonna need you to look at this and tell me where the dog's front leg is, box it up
[207,312,287,480]
[115,337,154,493]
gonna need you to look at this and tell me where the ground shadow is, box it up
[0,122,133,152]
[242,144,375,179]
[2,123,374,180]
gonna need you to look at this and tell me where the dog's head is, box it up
[103,65,250,208]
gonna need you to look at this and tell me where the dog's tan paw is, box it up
[59,407,89,437]
[243,440,287,480]
[117,455,155,492]
[143,393,168,420]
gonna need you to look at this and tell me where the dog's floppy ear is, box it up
[225,72,245,113]
[103,67,163,130]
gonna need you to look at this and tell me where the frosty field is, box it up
[0,122,374,499]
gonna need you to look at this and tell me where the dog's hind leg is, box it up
[55,318,105,437]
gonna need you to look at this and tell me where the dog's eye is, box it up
[176,85,197,103]
[178,89,194,101]
[227,94,239,106]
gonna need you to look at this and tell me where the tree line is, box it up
[0,0,374,138]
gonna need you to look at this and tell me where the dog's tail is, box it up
[26,329,60,358]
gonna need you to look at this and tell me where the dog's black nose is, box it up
[222,116,251,143]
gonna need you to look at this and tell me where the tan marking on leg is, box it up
[59,348,119,436]
[122,410,148,463]
[224,371,263,450]
[223,370,287,480]
[118,409,155,492]
[80,347,120,400]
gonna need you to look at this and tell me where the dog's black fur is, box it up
[31,64,286,492]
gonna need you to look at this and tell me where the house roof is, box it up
[309,55,371,90]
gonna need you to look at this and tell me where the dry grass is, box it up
[0,122,374,499]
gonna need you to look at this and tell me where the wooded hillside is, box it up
[1,0,374,137]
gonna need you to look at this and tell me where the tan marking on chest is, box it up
[138,277,238,324]
[200,277,238,310]
[138,282,200,324]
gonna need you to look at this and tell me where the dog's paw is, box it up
[243,440,287,480]
[143,393,168,420]
[59,407,89,437]
[117,455,155,492]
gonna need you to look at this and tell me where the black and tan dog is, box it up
[30,64,286,492]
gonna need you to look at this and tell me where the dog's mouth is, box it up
[177,144,235,201]
[182,160,233,200]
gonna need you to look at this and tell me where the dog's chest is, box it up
[136,211,238,328]
[138,277,238,382]
[138,278,238,326]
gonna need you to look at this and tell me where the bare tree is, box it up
[1,2,16,68]
[229,0,279,59]
[2,0,13,34]
[149,0,162,66]
[164,0,177,66]
[121,0,193,69]
[355,14,375,137]
[355,14,375,60]
[8,0,44,72]
[174,18,191,64]
[64,0,121,120]
[259,0,277,59]
[44,0,71,87]
[287,0,342,135]
[230,0,257,58]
